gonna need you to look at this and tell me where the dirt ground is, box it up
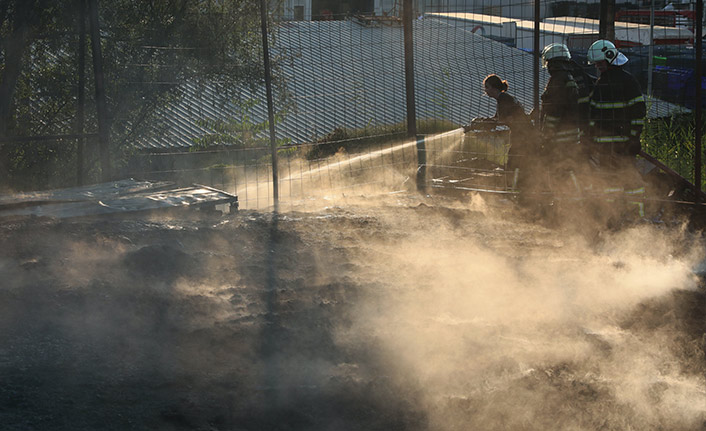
[0,194,705,430]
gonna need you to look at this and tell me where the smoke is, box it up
[1,133,704,429]
[242,132,706,429]
[236,129,467,210]
[331,202,705,430]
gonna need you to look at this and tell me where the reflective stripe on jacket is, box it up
[569,60,594,133]
[588,67,646,156]
[541,64,580,146]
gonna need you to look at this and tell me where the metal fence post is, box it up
[87,0,111,182]
[695,0,703,198]
[260,0,279,210]
[533,0,540,117]
[76,0,86,186]
[647,0,655,97]
[599,0,615,41]
[403,0,422,192]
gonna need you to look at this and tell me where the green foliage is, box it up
[642,113,705,187]
[0,0,284,190]
[1,140,86,191]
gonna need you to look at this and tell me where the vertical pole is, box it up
[403,0,422,192]
[87,0,111,181]
[695,0,703,197]
[403,0,417,136]
[260,0,279,210]
[647,0,654,97]
[76,0,86,186]
[599,0,615,41]
[533,0,540,116]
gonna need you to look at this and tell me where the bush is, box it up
[642,113,705,188]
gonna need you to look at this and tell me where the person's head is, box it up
[483,74,508,99]
[587,39,628,74]
[541,43,571,68]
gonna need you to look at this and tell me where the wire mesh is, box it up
[2,0,705,203]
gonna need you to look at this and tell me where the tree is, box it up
[0,0,283,190]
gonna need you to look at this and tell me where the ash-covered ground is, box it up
[1,194,705,430]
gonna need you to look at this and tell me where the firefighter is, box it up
[586,39,646,168]
[539,43,581,163]
[567,55,594,142]
[586,39,648,219]
[545,44,595,147]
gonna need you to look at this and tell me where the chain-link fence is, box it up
[1,0,704,210]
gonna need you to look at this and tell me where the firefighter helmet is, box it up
[587,40,628,66]
[541,43,571,67]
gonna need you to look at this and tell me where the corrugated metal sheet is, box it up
[0,178,174,207]
[133,17,682,151]
[0,180,238,219]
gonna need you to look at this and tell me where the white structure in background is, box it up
[280,0,566,21]
[543,16,693,47]
[375,0,552,19]
[374,0,399,16]
[426,12,593,50]
[283,0,312,21]
[427,12,693,51]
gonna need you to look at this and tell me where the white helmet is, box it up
[541,43,571,68]
[587,39,628,66]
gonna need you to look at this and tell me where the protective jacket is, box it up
[494,92,531,130]
[541,60,580,151]
[492,91,539,172]
[588,67,646,157]
[567,60,594,134]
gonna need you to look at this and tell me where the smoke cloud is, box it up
[0,138,704,429]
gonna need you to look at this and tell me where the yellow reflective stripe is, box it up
[625,187,645,195]
[629,201,645,217]
[630,130,639,136]
[556,128,580,135]
[594,136,629,143]
[578,96,590,103]
[603,187,645,195]
[591,100,627,108]
[590,95,645,109]
[512,168,520,190]
[631,119,644,125]
[570,171,581,193]
[545,115,561,122]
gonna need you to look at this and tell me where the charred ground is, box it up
[0,198,704,430]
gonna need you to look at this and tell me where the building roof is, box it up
[134,17,684,151]
[135,17,547,150]
[426,12,596,36]
[428,13,693,43]
[543,16,693,43]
